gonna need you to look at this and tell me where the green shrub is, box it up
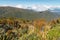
[47,24,60,40]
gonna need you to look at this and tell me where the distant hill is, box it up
[48,8,60,15]
[0,6,59,21]
[48,7,60,12]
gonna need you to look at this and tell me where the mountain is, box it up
[0,6,59,21]
[48,7,60,13]
[50,8,60,12]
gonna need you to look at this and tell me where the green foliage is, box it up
[47,24,60,40]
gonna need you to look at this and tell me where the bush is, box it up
[47,24,60,40]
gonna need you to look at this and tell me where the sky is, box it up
[0,0,60,5]
[0,0,60,11]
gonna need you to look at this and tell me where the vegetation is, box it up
[0,7,60,40]
[47,24,60,40]
[0,17,59,40]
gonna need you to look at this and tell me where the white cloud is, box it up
[15,4,28,9]
[15,5,24,8]
[0,4,9,6]
[14,4,51,11]
[30,5,49,11]
[0,4,60,11]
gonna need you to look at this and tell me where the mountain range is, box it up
[0,6,59,21]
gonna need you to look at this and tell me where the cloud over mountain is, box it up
[15,4,51,11]
[0,4,60,11]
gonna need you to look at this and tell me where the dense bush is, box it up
[0,18,60,40]
[47,24,60,40]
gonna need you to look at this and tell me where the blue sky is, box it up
[0,0,60,5]
[0,0,60,11]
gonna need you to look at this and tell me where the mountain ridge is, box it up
[0,6,59,21]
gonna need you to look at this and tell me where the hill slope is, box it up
[0,6,59,21]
